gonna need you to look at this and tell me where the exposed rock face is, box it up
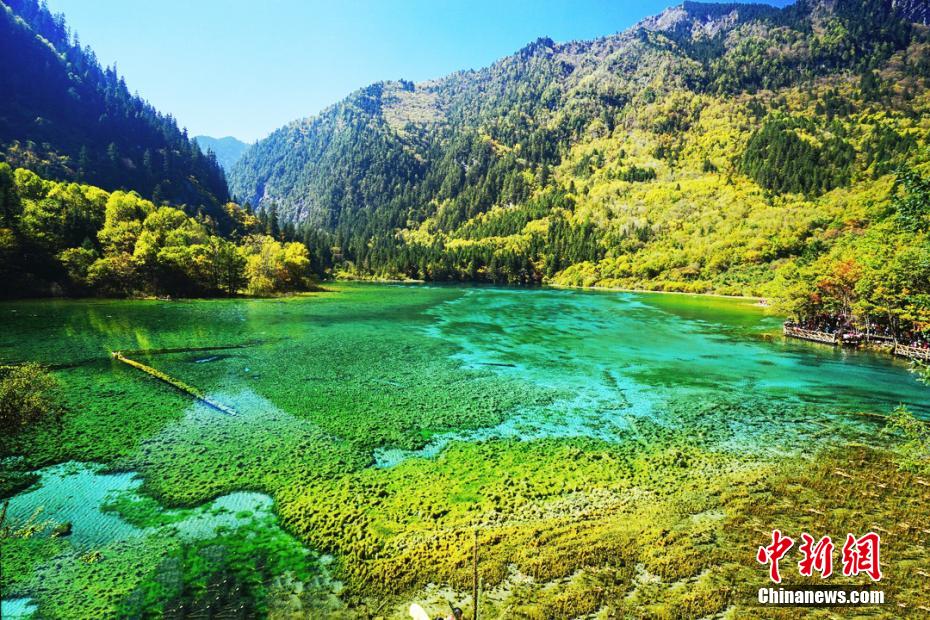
[637,2,779,39]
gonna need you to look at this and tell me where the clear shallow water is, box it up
[2,284,926,472]
[3,461,280,547]
[2,284,926,489]
[3,463,143,548]
[373,286,927,465]
[2,284,923,419]
[430,287,926,415]
[0,597,37,619]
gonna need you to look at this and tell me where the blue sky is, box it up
[46,0,792,143]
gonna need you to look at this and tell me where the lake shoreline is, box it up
[544,282,767,303]
[0,279,767,304]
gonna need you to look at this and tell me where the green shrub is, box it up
[0,362,60,433]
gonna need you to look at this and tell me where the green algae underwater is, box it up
[1,283,928,619]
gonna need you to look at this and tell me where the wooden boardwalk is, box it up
[784,325,930,362]
[894,344,930,362]
[783,325,839,345]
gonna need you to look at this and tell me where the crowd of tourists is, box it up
[785,315,854,335]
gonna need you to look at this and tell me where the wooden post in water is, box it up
[472,527,479,620]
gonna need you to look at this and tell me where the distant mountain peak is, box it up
[229,0,926,244]
[516,36,557,59]
[794,0,928,24]
[637,1,781,38]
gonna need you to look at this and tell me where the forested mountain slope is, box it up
[230,0,930,332]
[0,0,229,220]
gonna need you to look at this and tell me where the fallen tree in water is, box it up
[111,352,237,416]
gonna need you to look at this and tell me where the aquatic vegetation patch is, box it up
[881,405,930,476]
[0,461,336,619]
[716,446,930,617]
[129,391,369,506]
[26,536,173,619]
[383,444,930,619]
[0,536,69,598]
[276,433,763,599]
[117,517,339,619]
[143,326,555,455]
[0,457,39,497]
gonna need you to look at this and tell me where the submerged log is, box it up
[111,351,236,415]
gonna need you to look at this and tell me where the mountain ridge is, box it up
[230,0,921,224]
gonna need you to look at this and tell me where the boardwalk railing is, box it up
[894,344,930,362]
[783,325,839,345]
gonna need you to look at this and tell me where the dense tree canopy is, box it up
[0,164,316,298]
[741,117,855,196]
[0,0,230,221]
